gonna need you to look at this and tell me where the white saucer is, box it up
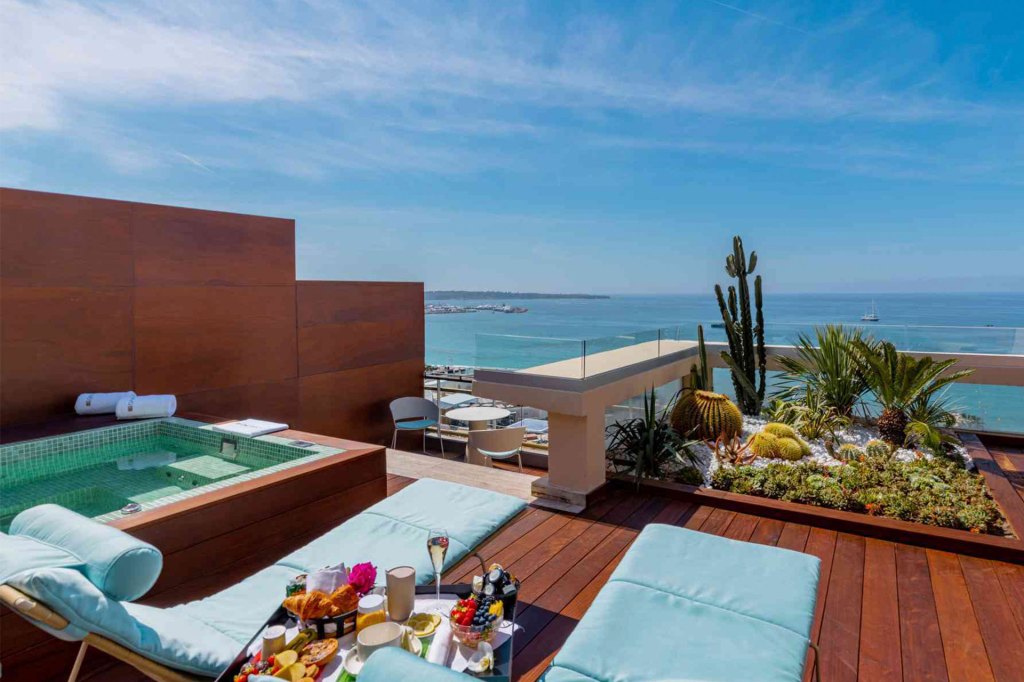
[342,638,422,676]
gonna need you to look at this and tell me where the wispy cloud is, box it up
[1,0,1021,182]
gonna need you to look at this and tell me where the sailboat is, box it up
[861,300,879,322]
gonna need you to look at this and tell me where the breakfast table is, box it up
[443,406,511,467]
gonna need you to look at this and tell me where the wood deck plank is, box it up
[748,517,786,546]
[802,528,837,682]
[897,544,950,682]
[857,538,902,681]
[958,556,1024,682]
[818,533,865,682]
[776,522,811,552]
[721,512,760,541]
[927,549,994,682]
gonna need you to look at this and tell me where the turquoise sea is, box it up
[426,293,1024,433]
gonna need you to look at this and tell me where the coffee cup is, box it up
[356,621,403,661]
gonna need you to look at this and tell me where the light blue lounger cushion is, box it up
[279,478,527,581]
[2,478,526,677]
[360,647,470,681]
[9,504,163,601]
[542,524,820,682]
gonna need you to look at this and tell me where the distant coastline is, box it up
[425,290,610,300]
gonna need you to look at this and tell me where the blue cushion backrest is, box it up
[10,504,162,601]
[0,534,81,584]
[608,524,819,638]
[279,478,526,581]
[359,647,469,681]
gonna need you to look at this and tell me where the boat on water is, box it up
[861,300,880,322]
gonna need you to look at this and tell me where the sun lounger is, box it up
[0,478,526,680]
[541,523,822,681]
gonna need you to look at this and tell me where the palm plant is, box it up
[606,390,700,489]
[905,392,961,457]
[776,325,874,417]
[788,387,851,446]
[852,340,974,446]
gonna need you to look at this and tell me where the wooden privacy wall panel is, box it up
[298,358,423,443]
[0,188,134,287]
[297,281,424,376]
[297,281,424,325]
[0,287,134,426]
[134,285,298,395]
[132,203,294,286]
[176,379,300,425]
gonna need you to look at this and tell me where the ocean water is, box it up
[426,292,1024,433]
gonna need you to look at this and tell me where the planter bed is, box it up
[611,474,1024,564]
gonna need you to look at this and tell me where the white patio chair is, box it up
[468,427,527,471]
[389,397,445,457]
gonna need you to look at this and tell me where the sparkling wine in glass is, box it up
[427,529,449,611]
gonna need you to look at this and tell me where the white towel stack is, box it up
[115,395,177,420]
[75,391,136,415]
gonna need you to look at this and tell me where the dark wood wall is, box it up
[0,188,423,444]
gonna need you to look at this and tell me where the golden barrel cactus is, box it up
[746,432,782,458]
[763,422,799,440]
[670,390,743,441]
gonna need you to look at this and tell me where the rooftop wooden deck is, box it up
[69,450,1024,682]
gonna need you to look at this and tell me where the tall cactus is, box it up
[715,236,766,415]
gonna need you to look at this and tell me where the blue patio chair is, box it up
[389,397,445,457]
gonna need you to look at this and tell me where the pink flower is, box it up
[348,562,377,596]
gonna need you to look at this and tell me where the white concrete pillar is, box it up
[532,411,607,508]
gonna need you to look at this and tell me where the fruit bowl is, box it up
[449,596,503,648]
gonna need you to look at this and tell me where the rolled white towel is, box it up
[75,391,136,415]
[425,617,453,666]
[116,395,177,420]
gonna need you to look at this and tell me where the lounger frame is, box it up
[0,584,204,682]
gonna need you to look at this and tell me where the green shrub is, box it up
[711,457,1004,534]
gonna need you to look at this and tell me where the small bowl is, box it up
[449,600,503,648]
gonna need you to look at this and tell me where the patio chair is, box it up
[468,427,527,471]
[0,478,526,681]
[389,397,445,457]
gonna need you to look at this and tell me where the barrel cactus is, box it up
[865,439,892,458]
[670,390,743,441]
[763,422,799,440]
[837,443,865,461]
[777,438,804,461]
[746,432,782,459]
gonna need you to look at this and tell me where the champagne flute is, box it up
[426,528,449,612]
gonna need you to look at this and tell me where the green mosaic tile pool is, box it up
[0,418,346,531]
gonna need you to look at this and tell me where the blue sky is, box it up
[2,0,1022,294]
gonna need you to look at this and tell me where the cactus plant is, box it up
[746,432,782,459]
[763,422,799,440]
[777,438,805,461]
[837,443,866,461]
[688,324,711,390]
[715,236,766,416]
[670,390,743,441]
[865,439,892,458]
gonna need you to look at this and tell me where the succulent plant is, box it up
[763,422,799,440]
[670,389,743,441]
[837,443,866,461]
[746,432,782,459]
[865,439,892,459]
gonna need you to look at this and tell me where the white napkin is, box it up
[425,617,452,666]
[307,564,348,594]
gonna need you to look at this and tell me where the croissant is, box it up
[328,584,359,616]
[282,591,333,620]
